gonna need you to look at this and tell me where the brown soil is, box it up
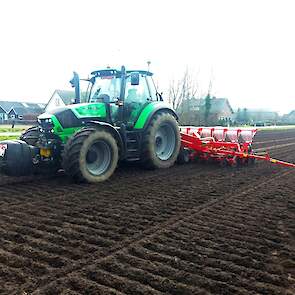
[0,129,294,294]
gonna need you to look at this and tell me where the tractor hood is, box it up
[38,103,107,128]
[38,103,108,143]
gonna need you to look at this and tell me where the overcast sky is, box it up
[0,0,294,114]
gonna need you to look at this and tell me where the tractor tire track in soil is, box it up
[0,129,294,294]
[34,169,293,295]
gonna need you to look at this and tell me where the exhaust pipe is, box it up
[0,140,37,176]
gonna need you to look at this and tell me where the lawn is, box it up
[258,125,295,131]
[0,135,19,141]
[0,125,32,133]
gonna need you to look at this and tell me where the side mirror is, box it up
[156,92,163,101]
[131,72,140,86]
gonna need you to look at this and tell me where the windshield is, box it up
[88,77,121,103]
[78,73,157,103]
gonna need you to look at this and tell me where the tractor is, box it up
[0,66,181,182]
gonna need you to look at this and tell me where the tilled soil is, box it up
[0,129,294,294]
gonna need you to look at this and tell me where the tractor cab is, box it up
[76,67,161,128]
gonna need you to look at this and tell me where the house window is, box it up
[55,97,60,106]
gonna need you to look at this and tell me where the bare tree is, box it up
[168,67,199,112]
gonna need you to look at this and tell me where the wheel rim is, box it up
[154,123,176,161]
[86,140,111,176]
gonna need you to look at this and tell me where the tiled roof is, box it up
[188,97,234,113]
[0,101,45,114]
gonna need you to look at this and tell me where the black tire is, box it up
[142,112,181,169]
[177,147,190,164]
[247,145,255,165]
[236,157,244,167]
[20,126,40,145]
[219,158,228,167]
[62,127,118,183]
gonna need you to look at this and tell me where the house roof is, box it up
[189,97,234,114]
[0,101,24,113]
[245,109,278,114]
[210,97,234,114]
[54,89,76,105]
[282,110,295,120]
[0,101,45,115]
[233,109,279,121]
[44,89,76,110]
[8,106,43,116]
[286,110,295,116]
[0,105,6,113]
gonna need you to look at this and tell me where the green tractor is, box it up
[0,66,181,183]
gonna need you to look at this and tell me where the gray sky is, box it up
[0,0,294,114]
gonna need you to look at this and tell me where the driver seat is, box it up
[126,88,137,102]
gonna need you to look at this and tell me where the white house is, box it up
[45,90,76,112]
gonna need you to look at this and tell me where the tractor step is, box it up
[126,147,140,159]
[127,148,139,153]
[125,131,141,160]
[126,157,141,161]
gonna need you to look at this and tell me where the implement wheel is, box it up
[63,127,118,183]
[142,112,181,169]
[177,147,190,164]
[247,145,256,165]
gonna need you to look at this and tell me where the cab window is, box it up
[146,76,157,101]
[125,75,151,103]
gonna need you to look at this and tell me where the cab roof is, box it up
[90,69,153,77]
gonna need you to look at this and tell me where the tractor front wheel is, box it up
[63,128,118,183]
[20,126,40,145]
[142,112,181,169]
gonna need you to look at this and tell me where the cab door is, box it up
[123,74,152,128]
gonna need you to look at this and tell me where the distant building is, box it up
[233,109,279,125]
[208,97,234,121]
[45,90,76,112]
[281,110,295,124]
[178,97,234,125]
[0,105,7,121]
[0,101,45,122]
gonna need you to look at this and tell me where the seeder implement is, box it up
[179,126,295,168]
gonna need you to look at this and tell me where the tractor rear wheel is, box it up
[20,126,39,145]
[142,112,181,169]
[62,127,118,183]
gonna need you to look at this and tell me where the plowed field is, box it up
[0,129,294,295]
